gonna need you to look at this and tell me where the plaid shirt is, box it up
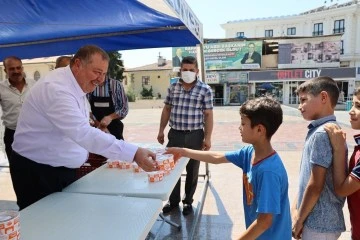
[164,79,213,130]
[87,77,129,119]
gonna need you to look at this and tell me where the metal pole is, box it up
[188,174,209,240]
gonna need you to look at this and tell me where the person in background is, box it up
[157,56,213,216]
[339,90,345,103]
[0,56,36,161]
[55,56,72,69]
[10,45,157,210]
[292,76,346,239]
[88,75,128,140]
[324,87,360,240]
[166,97,292,239]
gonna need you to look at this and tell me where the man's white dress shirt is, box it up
[13,66,138,168]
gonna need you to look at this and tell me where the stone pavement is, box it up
[0,100,355,239]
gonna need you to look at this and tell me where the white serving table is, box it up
[20,192,162,240]
[64,157,189,201]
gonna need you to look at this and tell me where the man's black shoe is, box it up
[182,204,193,216]
[162,202,179,214]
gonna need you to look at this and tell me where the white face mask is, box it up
[181,71,197,84]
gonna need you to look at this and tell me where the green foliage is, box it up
[126,89,136,102]
[107,51,124,81]
[140,86,153,98]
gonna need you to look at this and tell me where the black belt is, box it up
[172,128,202,133]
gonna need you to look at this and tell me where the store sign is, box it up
[249,67,356,81]
[205,73,219,84]
[277,69,322,79]
[218,71,248,83]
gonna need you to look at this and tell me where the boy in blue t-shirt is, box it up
[166,97,291,239]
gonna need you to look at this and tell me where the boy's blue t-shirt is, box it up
[225,145,291,240]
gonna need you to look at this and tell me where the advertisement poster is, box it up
[278,38,341,69]
[204,41,262,70]
[172,46,197,68]
[172,41,262,70]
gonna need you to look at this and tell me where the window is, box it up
[265,29,273,37]
[340,40,344,55]
[142,76,150,86]
[287,27,296,35]
[313,23,323,36]
[34,71,41,81]
[236,32,244,38]
[334,19,345,34]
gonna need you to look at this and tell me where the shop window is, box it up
[34,71,41,81]
[255,82,283,103]
[340,40,344,55]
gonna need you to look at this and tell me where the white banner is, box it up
[164,0,203,42]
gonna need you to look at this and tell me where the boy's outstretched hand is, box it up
[165,147,184,163]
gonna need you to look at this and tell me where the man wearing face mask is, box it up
[157,56,213,216]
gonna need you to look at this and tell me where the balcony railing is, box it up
[333,28,345,34]
[312,31,323,36]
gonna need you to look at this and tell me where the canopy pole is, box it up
[199,43,206,83]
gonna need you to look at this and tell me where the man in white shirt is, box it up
[1,56,35,162]
[10,45,157,210]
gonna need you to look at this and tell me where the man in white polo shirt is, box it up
[10,45,157,210]
[1,56,35,162]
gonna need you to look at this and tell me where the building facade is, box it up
[219,0,360,106]
[123,58,178,100]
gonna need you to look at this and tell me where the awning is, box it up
[0,0,203,59]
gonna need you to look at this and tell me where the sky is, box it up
[121,0,349,68]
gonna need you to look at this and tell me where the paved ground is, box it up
[0,99,355,239]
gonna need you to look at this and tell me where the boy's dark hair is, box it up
[240,97,283,139]
[181,56,198,68]
[295,76,339,107]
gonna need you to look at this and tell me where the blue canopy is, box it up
[0,0,202,59]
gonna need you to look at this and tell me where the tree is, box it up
[140,86,153,98]
[107,51,124,81]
